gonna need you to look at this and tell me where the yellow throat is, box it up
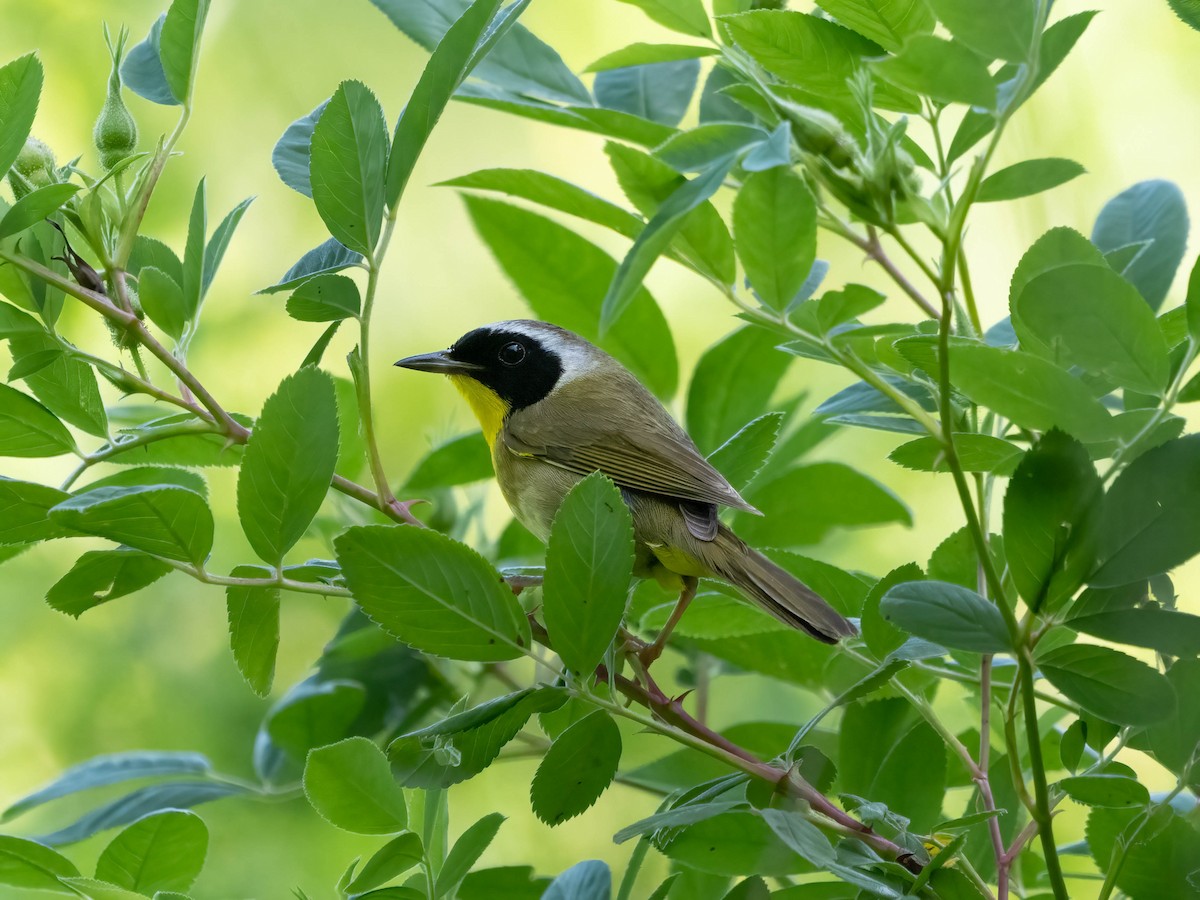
[450,375,510,448]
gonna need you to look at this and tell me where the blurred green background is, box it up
[1,1,1198,896]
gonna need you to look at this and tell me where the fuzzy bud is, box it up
[93,26,138,170]
[9,136,56,199]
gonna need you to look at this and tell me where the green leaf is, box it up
[1015,264,1170,394]
[862,562,921,659]
[699,64,756,124]
[1003,430,1102,612]
[464,195,678,397]
[0,383,76,457]
[872,35,996,107]
[1146,657,1200,777]
[1092,435,1200,586]
[388,687,566,788]
[237,366,339,566]
[0,54,43,179]
[879,580,1011,652]
[273,101,327,197]
[36,782,243,846]
[8,331,107,437]
[121,15,175,106]
[368,0,587,105]
[259,238,363,295]
[543,473,635,677]
[335,524,531,661]
[736,462,910,547]
[226,565,280,697]
[58,878,145,899]
[601,156,735,331]
[925,0,1035,61]
[345,832,423,894]
[707,412,783,493]
[0,835,79,892]
[686,326,791,453]
[403,431,492,494]
[813,0,935,52]
[202,196,253,295]
[541,861,611,900]
[1168,0,1200,30]
[159,0,209,104]
[459,867,550,900]
[594,60,700,127]
[978,158,1086,202]
[50,485,213,566]
[616,0,711,37]
[1071,608,1200,658]
[2,751,212,823]
[385,0,507,207]
[530,711,622,826]
[0,183,81,240]
[586,43,719,71]
[1086,806,1200,899]
[0,477,72,545]
[303,737,408,834]
[1057,774,1150,808]
[654,123,766,172]
[95,810,208,895]
[310,80,388,256]
[889,434,1023,475]
[838,698,947,833]
[181,179,206,322]
[285,272,360,322]
[733,167,816,312]
[436,813,505,898]
[128,236,184,285]
[46,548,172,618]
[265,680,367,763]
[1186,255,1200,341]
[1038,644,1175,725]
[1092,180,1189,311]
[139,266,187,340]
[946,342,1113,441]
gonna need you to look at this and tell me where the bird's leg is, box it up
[639,576,698,667]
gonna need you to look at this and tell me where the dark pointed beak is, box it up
[393,350,484,376]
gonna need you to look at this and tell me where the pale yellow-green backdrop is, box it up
[0,1,1197,897]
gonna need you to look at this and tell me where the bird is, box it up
[395,320,856,663]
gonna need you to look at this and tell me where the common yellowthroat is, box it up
[396,320,855,660]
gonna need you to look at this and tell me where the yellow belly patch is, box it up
[450,375,509,448]
[650,544,708,579]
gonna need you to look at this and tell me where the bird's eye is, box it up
[498,341,526,366]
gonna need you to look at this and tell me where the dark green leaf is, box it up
[659,810,806,876]
[36,782,243,846]
[879,580,1011,652]
[541,860,610,900]
[273,101,327,197]
[265,680,367,762]
[655,123,766,172]
[686,326,791,453]
[543,473,634,677]
[889,434,1023,475]
[0,835,78,892]
[121,15,175,106]
[237,367,339,566]
[1037,644,1175,726]
[530,711,622,825]
[1014,264,1170,394]
[707,412,783,492]
[1003,430,1102,612]
[862,562,921,659]
[813,0,935,52]
[459,866,549,900]
[202,196,253,295]
[158,0,209,104]
[46,548,172,618]
[872,36,996,107]
[226,565,280,697]
[1086,806,1200,899]
[259,238,363,295]
[346,832,423,894]
[1186,254,1200,340]
[127,236,184,285]
[733,167,816,312]
[285,272,360,322]
[699,64,756,125]
[947,342,1113,441]
[1057,774,1149,808]
[594,60,700,127]
[1168,0,1200,30]
[1091,180,1189,311]
[303,737,408,834]
[1092,435,1200,586]
[2,751,212,823]
[310,81,388,255]
[586,43,719,71]
[0,54,43,179]
[8,332,107,437]
[403,431,492,494]
[139,266,186,340]
[335,524,531,661]
[50,485,213,565]
[978,157,1086,202]
[180,179,206,322]
[1146,657,1200,777]
[464,195,677,397]
[0,477,72,545]
[1070,608,1200,658]
[95,810,208,894]
[0,183,81,240]
[436,813,505,898]
[758,809,834,866]
[925,0,1034,61]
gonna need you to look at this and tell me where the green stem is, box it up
[61,419,219,489]
[1020,651,1069,899]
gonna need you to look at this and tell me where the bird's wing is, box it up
[500,370,758,515]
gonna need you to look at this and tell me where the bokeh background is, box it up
[1,1,1198,896]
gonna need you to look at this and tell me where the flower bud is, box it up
[9,136,56,199]
[93,25,138,171]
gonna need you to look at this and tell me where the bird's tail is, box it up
[709,527,857,644]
